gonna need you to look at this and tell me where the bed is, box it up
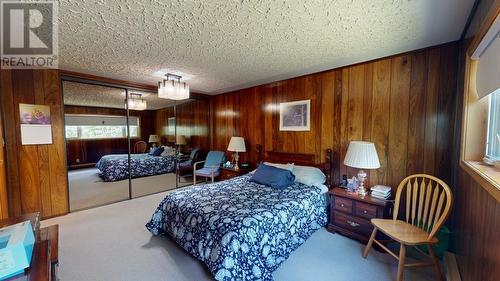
[95,153,175,182]
[146,147,332,281]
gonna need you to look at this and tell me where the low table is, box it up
[1,213,59,281]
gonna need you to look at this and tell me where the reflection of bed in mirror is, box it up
[95,149,176,182]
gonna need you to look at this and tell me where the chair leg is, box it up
[363,228,377,258]
[397,244,406,281]
[427,245,444,281]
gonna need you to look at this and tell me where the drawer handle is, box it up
[340,203,345,207]
[347,220,360,227]
[363,210,368,214]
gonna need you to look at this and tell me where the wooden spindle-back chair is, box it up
[362,174,453,281]
[134,141,147,154]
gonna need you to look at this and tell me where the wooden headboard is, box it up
[255,144,332,186]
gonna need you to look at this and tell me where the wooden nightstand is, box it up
[219,166,251,181]
[327,188,392,243]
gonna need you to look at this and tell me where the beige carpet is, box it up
[43,190,437,281]
[68,168,191,211]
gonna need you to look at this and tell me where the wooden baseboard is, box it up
[444,252,461,281]
[68,163,96,170]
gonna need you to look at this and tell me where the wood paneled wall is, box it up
[0,102,8,219]
[0,69,68,218]
[177,100,211,153]
[453,169,499,280]
[64,105,156,167]
[210,43,458,188]
[154,107,175,144]
[154,100,211,153]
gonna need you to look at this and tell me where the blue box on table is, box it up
[0,220,35,280]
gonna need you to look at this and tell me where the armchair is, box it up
[193,151,226,184]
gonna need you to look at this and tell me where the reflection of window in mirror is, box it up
[65,115,140,140]
[461,23,500,190]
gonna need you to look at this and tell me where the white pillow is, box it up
[263,162,294,172]
[160,146,176,157]
[293,165,326,186]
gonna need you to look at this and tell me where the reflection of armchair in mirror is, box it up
[177,148,204,182]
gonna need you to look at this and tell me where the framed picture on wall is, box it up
[279,99,310,131]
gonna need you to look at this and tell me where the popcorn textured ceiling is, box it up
[58,0,474,94]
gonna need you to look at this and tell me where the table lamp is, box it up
[176,134,187,152]
[148,134,159,148]
[343,141,380,196]
[227,136,246,171]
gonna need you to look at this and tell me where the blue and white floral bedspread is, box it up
[146,174,327,281]
[96,153,175,182]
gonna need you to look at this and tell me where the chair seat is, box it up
[178,161,192,168]
[195,167,220,177]
[371,219,438,245]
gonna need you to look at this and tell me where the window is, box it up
[65,114,140,140]
[486,89,500,160]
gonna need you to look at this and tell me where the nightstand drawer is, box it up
[219,173,234,181]
[354,202,378,219]
[334,197,353,213]
[334,212,372,235]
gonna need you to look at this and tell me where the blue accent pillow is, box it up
[250,163,296,188]
[149,147,164,156]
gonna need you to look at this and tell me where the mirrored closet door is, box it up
[128,95,210,197]
[63,81,132,211]
[62,78,212,208]
[129,91,179,198]
[174,98,210,188]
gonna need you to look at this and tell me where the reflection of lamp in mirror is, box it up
[343,141,380,196]
[227,137,246,171]
[176,135,187,153]
[148,134,159,148]
[127,93,147,110]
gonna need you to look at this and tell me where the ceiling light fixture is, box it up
[126,93,147,110]
[158,73,190,100]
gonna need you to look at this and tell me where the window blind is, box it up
[65,114,139,126]
[487,90,500,160]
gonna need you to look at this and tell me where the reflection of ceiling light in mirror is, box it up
[158,73,190,100]
[126,93,147,110]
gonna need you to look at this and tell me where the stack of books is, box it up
[370,185,391,200]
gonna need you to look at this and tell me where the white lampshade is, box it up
[344,141,380,169]
[227,137,246,152]
[148,135,159,143]
[176,134,187,145]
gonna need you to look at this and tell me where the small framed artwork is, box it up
[279,99,310,131]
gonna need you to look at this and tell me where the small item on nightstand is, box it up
[346,176,359,193]
[370,185,392,200]
[339,174,348,188]
[223,161,233,169]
